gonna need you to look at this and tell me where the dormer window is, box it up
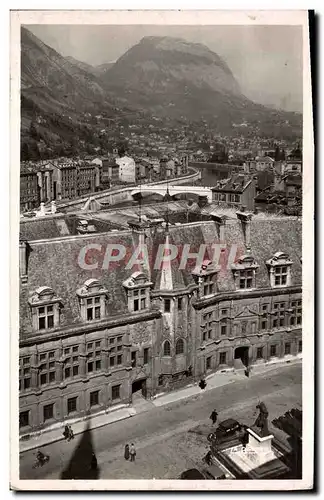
[231,255,259,291]
[76,279,108,322]
[123,271,153,313]
[266,252,293,288]
[28,286,63,331]
[192,260,220,298]
[38,305,54,330]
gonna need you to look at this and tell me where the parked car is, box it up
[208,418,243,444]
[179,469,206,479]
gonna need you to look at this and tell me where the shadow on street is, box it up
[61,421,100,480]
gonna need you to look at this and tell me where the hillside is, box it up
[101,36,302,136]
[20,27,129,159]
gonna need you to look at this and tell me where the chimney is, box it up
[51,201,57,214]
[236,211,253,251]
[19,239,28,283]
[211,214,226,242]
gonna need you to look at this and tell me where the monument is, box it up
[214,402,289,478]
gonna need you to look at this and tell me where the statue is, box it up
[253,401,270,437]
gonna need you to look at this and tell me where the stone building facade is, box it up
[19,211,302,434]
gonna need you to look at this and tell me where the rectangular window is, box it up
[131,351,137,367]
[164,299,171,313]
[274,266,288,286]
[117,336,123,343]
[37,305,54,330]
[112,385,121,401]
[67,397,77,414]
[270,345,277,357]
[203,276,214,296]
[257,347,263,359]
[220,322,227,336]
[219,352,227,365]
[298,340,302,353]
[206,356,212,370]
[203,311,213,340]
[239,269,253,289]
[40,373,47,385]
[178,298,182,311]
[86,342,102,373]
[290,300,302,327]
[64,346,80,379]
[272,302,285,328]
[86,297,101,321]
[144,348,149,365]
[43,403,54,421]
[20,356,31,391]
[285,343,291,355]
[19,410,29,428]
[261,319,267,330]
[90,390,99,407]
[110,356,115,367]
[117,354,123,365]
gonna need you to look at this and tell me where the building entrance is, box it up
[132,378,147,398]
[234,346,249,367]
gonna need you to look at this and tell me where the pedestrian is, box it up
[68,425,74,441]
[130,443,136,462]
[210,409,218,425]
[245,366,251,378]
[199,378,207,390]
[63,425,69,440]
[124,443,130,461]
[90,452,98,471]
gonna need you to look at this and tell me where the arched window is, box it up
[163,340,171,357]
[176,338,184,355]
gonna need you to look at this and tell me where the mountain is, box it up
[95,62,115,75]
[65,56,99,76]
[101,36,302,135]
[20,27,129,159]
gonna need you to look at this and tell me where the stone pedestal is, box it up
[247,427,274,464]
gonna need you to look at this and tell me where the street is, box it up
[19,363,302,480]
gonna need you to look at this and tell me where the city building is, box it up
[20,170,40,211]
[76,164,96,197]
[116,155,136,183]
[102,158,119,188]
[19,208,302,434]
[211,174,257,211]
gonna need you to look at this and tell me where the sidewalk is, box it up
[20,356,301,453]
[20,406,136,453]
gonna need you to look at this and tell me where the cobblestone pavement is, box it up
[19,363,301,480]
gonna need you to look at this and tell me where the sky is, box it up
[27,24,303,113]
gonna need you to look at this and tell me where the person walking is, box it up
[130,443,136,462]
[124,444,130,461]
[210,409,218,425]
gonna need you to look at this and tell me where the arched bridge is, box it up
[131,185,213,203]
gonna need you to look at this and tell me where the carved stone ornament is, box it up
[131,323,150,345]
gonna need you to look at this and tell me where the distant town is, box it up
[21,135,302,217]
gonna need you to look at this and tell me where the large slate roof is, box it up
[20,214,302,339]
